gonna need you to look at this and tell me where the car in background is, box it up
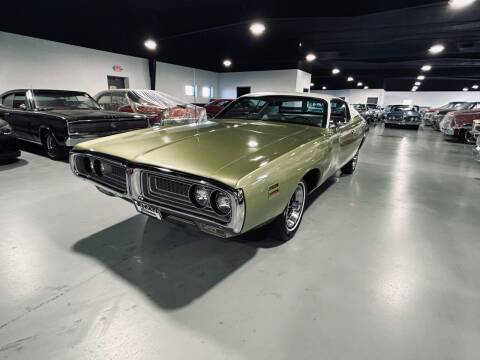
[365,104,383,121]
[70,92,367,241]
[204,99,232,118]
[439,102,480,144]
[0,118,20,161]
[384,105,422,129]
[473,120,480,162]
[431,102,468,130]
[353,104,376,123]
[95,89,207,126]
[0,89,148,160]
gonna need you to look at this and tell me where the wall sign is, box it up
[112,64,124,72]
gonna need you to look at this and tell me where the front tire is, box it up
[460,129,476,144]
[42,131,67,160]
[269,181,306,242]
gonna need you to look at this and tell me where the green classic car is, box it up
[70,92,367,240]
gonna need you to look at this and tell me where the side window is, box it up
[330,100,350,125]
[111,94,129,108]
[13,92,27,109]
[97,94,111,105]
[279,100,303,113]
[2,94,14,108]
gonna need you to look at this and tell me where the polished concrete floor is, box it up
[1,126,479,360]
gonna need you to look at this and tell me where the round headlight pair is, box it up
[190,186,232,215]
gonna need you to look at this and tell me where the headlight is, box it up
[213,191,232,215]
[191,186,209,208]
[0,123,13,135]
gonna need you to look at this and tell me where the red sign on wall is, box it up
[112,64,124,72]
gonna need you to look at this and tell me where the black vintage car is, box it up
[0,89,149,160]
[0,118,20,161]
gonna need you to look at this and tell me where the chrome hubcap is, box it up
[465,131,475,144]
[46,135,56,154]
[352,153,358,169]
[285,183,305,231]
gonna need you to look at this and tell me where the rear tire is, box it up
[41,131,67,160]
[461,129,476,144]
[341,152,359,175]
[269,181,306,242]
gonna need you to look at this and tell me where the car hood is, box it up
[74,119,321,188]
[41,109,143,121]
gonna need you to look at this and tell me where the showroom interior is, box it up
[0,0,480,359]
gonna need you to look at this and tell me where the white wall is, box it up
[155,62,219,103]
[384,91,480,108]
[295,70,312,93]
[0,31,150,96]
[314,88,479,107]
[218,69,301,98]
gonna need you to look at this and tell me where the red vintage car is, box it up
[204,99,232,118]
[95,89,207,126]
[440,102,480,144]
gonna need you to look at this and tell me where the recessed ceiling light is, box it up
[347,76,354,82]
[332,68,340,75]
[144,39,157,50]
[322,86,327,90]
[223,59,232,67]
[357,82,363,87]
[449,0,476,9]
[412,87,418,92]
[310,82,314,87]
[472,84,479,89]
[364,86,369,89]
[298,42,303,47]
[249,22,266,36]
[421,65,432,71]
[306,53,316,62]
[415,81,421,86]
[417,75,426,80]
[429,44,445,54]
[463,87,469,91]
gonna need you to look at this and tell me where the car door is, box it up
[331,99,359,167]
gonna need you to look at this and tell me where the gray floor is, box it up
[1,126,479,360]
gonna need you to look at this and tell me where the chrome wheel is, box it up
[45,133,57,157]
[464,130,476,144]
[351,153,358,170]
[284,182,306,232]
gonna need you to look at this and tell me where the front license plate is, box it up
[135,201,163,220]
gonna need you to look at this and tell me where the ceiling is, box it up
[1,0,480,91]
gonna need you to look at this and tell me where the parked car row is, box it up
[0,88,209,160]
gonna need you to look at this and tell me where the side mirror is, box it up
[19,104,27,110]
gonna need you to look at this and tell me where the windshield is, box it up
[391,105,418,112]
[216,96,327,127]
[33,91,100,110]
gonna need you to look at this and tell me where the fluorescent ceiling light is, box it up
[357,82,363,87]
[144,39,157,50]
[429,44,445,54]
[347,76,354,82]
[417,75,425,80]
[223,59,232,67]
[463,87,469,91]
[421,65,432,71]
[472,84,479,89]
[249,22,266,36]
[332,68,340,75]
[449,0,476,9]
[415,82,421,86]
[306,53,316,62]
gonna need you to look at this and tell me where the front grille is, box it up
[141,171,230,224]
[73,154,127,193]
[69,119,148,135]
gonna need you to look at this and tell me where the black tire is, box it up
[341,152,359,175]
[41,131,67,160]
[269,180,307,242]
[460,129,476,144]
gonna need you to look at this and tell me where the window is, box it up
[217,96,327,127]
[13,92,27,109]
[33,91,100,110]
[185,85,196,96]
[202,86,213,98]
[2,94,14,108]
[330,99,350,125]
